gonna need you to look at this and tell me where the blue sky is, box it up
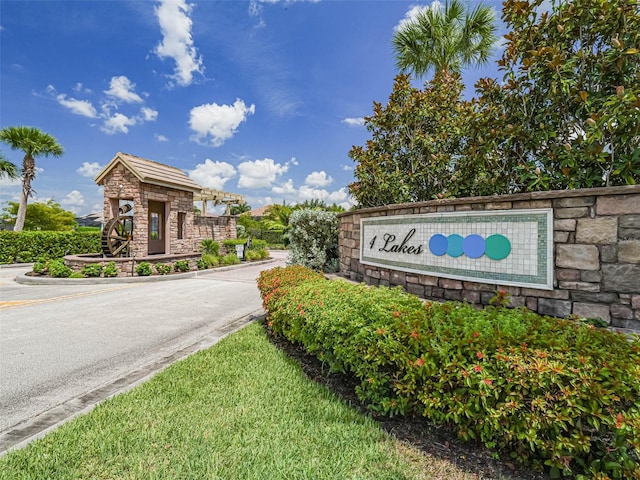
[1,0,507,216]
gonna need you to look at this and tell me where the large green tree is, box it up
[349,72,473,207]
[351,0,640,208]
[484,0,640,189]
[1,200,77,231]
[230,202,251,215]
[0,126,64,231]
[392,0,497,78]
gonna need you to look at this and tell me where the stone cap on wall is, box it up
[94,152,202,193]
[340,184,640,217]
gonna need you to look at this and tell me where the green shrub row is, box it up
[33,259,118,278]
[196,249,269,270]
[222,238,267,252]
[257,266,640,479]
[0,231,101,264]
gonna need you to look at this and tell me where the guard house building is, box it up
[94,152,238,259]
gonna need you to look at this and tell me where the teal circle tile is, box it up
[485,234,511,260]
[463,234,486,258]
[429,234,448,256]
[446,234,464,257]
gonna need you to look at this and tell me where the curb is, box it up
[0,311,264,456]
[14,258,277,285]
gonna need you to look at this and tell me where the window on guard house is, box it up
[178,212,186,240]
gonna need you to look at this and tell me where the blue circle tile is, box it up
[429,234,448,256]
[463,234,486,258]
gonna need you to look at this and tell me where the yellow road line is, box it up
[0,285,138,310]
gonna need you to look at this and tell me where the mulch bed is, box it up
[262,321,548,480]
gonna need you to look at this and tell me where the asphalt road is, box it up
[0,251,287,453]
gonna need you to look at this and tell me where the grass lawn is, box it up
[0,322,482,480]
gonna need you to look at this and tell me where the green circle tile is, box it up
[485,234,511,260]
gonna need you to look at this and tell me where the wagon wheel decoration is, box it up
[101,216,133,257]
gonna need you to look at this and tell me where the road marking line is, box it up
[0,285,138,310]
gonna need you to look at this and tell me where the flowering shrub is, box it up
[80,263,103,277]
[135,262,152,276]
[154,263,173,275]
[257,266,324,315]
[103,261,118,277]
[47,259,72,278]
[257,266,640,479]
[174,260,190,272]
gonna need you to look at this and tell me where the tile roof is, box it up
[94,152,202,192]
[248,205,271,217]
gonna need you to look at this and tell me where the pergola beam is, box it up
[194,188,245,216]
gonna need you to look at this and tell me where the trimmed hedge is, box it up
[0,231,101,264]
[222,238,267,252]
[258,266,640,479]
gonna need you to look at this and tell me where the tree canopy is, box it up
[392,0,497,78]
[350,0,640,208]
[0,126,64,231]
[1,200,77,231]
[0,152,19,180]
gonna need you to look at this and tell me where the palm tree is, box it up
[230,202,251,215]
[0,126,64,231]
[0,152,19,180]
[392,0,497,79]
[262,203,293,232]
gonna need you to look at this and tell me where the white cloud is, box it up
[141,106,159,122]
[341,164,353,171]
[189,99,255,147]
[55,94,98,118]
[298,184,329,201]
[342,117,365,126]
[104,76,143,103]
[249,0,321,20]
[154,0,204,87]
[188,159,237,190]
[237,158,288,189]
[73,82,92,94]
[101,112,138,135]
[76,162,102,178]
[0,175,21,188]
[49,80,156,135]
[326,187,349,204]
[60,190,85,212]
[271,179,296,195]
[395,3,439,32]
[305,171,333,187]
[99,104,157,135]
[155,133,169,142]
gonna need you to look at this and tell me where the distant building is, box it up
[75,212,103,228]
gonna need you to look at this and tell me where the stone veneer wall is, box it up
[194,215,237,251]
[338,185,640,330]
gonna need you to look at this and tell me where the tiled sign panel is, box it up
[360,209,554,290]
